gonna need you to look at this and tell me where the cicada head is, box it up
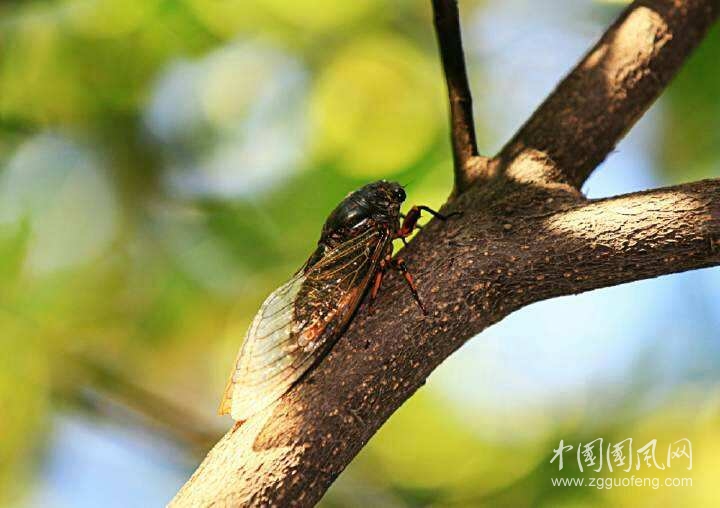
[323,180,405,241]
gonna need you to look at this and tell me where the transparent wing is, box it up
[220,227,389,421]
[218,273,305,419]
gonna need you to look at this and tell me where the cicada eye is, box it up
[393,187,406,202]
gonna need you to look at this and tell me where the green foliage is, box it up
[661,24,720,183]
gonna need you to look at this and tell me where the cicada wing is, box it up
[220,227,389,421]
[293,228,388,351]
[218,274,306,420]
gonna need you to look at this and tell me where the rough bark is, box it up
[170,0,720,506]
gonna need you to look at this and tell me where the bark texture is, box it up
[170,1,720,506]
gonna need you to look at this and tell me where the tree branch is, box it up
[496,0,720,188]
[431,0,484,192]
[521,179,720,295]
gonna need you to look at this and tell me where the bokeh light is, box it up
[0,12,85,124]
[145,40,309,199]
[311,35,443,177]
[259,0,381,32]
[64,0,161,39]
[0,133,119,276]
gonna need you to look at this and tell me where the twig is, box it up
[431,0,482,192]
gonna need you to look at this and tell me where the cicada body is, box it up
[219,180,453,421]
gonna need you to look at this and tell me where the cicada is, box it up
[219,180,456,421]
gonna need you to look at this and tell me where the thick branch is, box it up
[170,178,720,507]
[496,0,719,187]
[431,0,482,192]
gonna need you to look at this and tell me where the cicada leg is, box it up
[392,257,427,316]
[369,257,389,303]
[396,205,461,241]
[385,206,459,314]
[368,254,427,315]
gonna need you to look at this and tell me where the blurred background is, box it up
[0,0,718,506]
